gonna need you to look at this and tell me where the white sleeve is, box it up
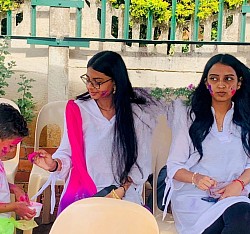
[163,99,194,219]
[167,99,192,180]
[52,113,72,180]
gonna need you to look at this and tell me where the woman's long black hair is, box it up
[189,54,250,160]
[77,51,147,183]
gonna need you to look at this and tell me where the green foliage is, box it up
[108,0,244,27]
[198,0,219,20]
[130,0,171,25]
[0,0,21,12]
[0,39,15,96]
[0,39,36,123]
[176,0,195,24]
[151,84,195,105]
[225,0,244,9]
[15,75,36,123]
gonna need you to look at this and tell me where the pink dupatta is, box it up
[57,100,97,215]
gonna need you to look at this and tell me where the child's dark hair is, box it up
[0,103,28,139]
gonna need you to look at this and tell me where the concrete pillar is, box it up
[48,7,70,103]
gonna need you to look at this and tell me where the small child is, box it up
[0,103,36,233]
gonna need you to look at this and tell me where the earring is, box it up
[113,85,116,94]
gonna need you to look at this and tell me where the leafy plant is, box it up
[108,0,244,28]
[0,0,22,12]
[130,0,171,25]
[15,74,36,123]
[0,39,15,96]
[151,84,195,105]
[0,39,36,123]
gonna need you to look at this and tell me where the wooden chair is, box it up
[49,197,159,234]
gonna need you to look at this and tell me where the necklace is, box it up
[96,101,114,112]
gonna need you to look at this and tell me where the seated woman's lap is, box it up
[202,202,250,234]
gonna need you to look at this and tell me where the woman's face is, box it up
[84,67,115,100]
[0,137,22,157]
[205,63,241,104]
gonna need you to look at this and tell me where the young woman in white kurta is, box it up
[163,54,250,234]
[32,51,154,214]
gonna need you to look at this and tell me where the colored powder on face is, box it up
[101,91,109,97]
[230,87,236,96]
[2,147,8,155]
[11,137,22,145]
[208,84,214,96]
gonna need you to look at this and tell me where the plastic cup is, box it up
[28,201,43,217]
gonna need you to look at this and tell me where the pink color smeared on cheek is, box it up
[11,137,22,145]
[208,84,214,96]
[2,147,8,155]
[101,91,109,97]
[230,87,236,96]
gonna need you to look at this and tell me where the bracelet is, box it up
[233,179,245,191]
[111,189,121,199]
[49,159,59,172]
[191,172,198,186]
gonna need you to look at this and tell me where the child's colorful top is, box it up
[0,160,11,218]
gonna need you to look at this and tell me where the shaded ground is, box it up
[16,217,53,234]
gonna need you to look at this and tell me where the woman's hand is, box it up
[106,187,125,199]
[14,202,36,220]
[194,173,217,191]
[218,181,242,200]
[32,149,55,171]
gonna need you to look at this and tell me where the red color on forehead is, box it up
[11,137,22,145]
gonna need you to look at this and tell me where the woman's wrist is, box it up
[49,159,59,172]
[191,172,198,186]
[120,185,126,195]
[233,179,245,190]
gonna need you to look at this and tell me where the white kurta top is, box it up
[34,99,153,213]
[163,99,250,234]
[0,160,11,218]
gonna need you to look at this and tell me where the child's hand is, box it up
[9,184,30,204]
[14,202,36,220]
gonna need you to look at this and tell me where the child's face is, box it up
[0,137,22,157]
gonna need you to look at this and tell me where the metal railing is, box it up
[1,0,250,47]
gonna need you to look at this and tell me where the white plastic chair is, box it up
[24,101,67,234]
[49,197,159,234]
[0,98,21,185]
[151,115,177,234]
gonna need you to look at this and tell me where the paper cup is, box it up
[29,202,43,217]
